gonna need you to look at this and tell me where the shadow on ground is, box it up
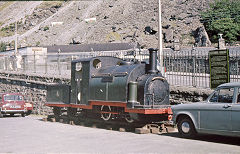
[162,131,240,146]
[37,116,240,146]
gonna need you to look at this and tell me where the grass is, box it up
[0,20,24,37]
[37,1,63,9]
[0,23,15,37]
[0,2,14,12]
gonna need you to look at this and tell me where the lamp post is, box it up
[15,21,18,55]
[158,0,164,75]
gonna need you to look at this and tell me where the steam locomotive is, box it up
[46,48,172,123]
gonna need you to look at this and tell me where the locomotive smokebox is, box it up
[148,48,158,74]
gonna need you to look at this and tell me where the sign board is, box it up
[209,49,230,89]
[32,47,43,52]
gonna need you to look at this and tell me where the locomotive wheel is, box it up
[100,105,112,121]
[67,108,77,118]
[53,107,62,117]
[125,113,134,123]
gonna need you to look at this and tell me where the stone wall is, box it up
[170,85,213,104]
[0,72,69,115]
[0,73,214,115]
[0,80,50,115]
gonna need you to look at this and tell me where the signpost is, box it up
[209,49,230,89]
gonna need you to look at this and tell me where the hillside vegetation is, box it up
[201,0,240,43]
[0,0,217,49]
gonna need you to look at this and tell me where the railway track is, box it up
[43,114,176,134]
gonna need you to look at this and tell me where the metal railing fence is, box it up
[0,49,148,78]
[163,47,240,88]
[0,47,239,88]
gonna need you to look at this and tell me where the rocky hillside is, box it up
[0,0,214,49]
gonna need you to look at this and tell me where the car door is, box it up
[231,87,240,135]
[199,87,234,134]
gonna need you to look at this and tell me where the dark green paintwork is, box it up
[46,84,70,104]
[209,49,230,89]
[128,81,138,103]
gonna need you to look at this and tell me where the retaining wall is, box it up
[0,72,214,115]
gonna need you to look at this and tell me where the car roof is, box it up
[218,82,240,88]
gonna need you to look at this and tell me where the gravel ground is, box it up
[0,115,240,153]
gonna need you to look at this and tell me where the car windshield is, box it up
[209,87,234,103]
[4,95,23,101]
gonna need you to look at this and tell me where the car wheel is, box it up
[26,110,32,116]
[0,113,3,118]
[177,117,196,138]
[21,113,25,117]
[10,113,15,117]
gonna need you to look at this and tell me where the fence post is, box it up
[58,50,61,75]
[23,56,25,72]
[34,51,36,73]
[4,56,8,71]
[45,54,47,74]
[192,47,196,87]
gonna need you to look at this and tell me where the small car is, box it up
[172,82,240,138]
[0,93,33,117]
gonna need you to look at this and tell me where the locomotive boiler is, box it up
[46,48,171,123]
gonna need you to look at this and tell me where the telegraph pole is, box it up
[15,21,18,55]
[158,0,164,75]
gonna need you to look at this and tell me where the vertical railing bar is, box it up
[33,53,36,73]
[237,50,239,82]
[185,51,188,85]
[180,51,183,86]
[171,52,173,86]
[177,52,179,86]
[170,52,172,84]
[174,52,176,85]
[188,50,190,87]
[199,50,201,87]
[204,50,206,88]
[45,54,47,74]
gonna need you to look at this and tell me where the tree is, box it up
[0,42,7,52]
[201,0,240,43]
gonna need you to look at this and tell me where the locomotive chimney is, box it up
[148,48,158,74]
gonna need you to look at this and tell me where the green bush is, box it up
[201,0,240,43]
[43,26,49,31]
[0,42,7,52]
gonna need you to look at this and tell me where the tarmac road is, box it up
[0,115,240,153]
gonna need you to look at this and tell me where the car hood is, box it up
[171,101,208,111]
[3,101,25,106]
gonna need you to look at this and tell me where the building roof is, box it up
[44,43,137,53]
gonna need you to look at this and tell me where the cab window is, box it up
[209,88,234,103]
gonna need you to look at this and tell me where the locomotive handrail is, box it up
[92,72,128,78]
[92,73,111,78]
[113,72,128,77]
[152,76,166,81]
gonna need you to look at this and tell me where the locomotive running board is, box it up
[45,101,172,115]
